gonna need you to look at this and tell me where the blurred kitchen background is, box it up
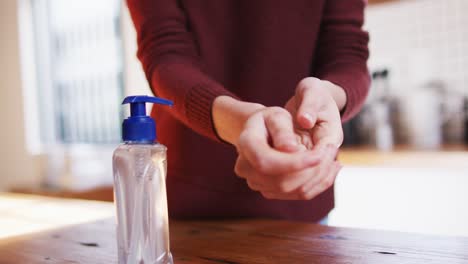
[1,0,467,237]
[344,0,468,150]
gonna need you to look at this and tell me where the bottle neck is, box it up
[124,140,156,145]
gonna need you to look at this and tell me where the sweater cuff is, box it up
[320,70,370,122]
[185,82,238,142]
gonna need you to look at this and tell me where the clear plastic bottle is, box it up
[113,96,174,264]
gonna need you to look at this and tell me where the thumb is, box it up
[296,85,321,130]
[297,111,317,130]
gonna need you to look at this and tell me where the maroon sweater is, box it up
[127,0,370,222]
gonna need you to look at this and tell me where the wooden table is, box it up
[1,194,467,263]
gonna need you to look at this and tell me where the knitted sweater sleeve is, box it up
[314,0,371,121]
[126,0,237,141]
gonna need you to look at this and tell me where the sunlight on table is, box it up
[0,193,114,239]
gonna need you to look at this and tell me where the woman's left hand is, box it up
[285,77,345,150]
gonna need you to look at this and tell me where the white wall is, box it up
[331,166,468,237]
[365,0,468,95]
[0,0,42,190]
[121,3,151,98]
[0,1,152,191]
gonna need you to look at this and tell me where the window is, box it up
[18,0,126,190]
[31,0,123,145]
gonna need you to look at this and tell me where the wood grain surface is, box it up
[0,194,467,264]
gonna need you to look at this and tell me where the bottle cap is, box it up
[121,95,173,143]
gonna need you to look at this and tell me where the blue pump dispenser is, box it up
[122,95,173,143]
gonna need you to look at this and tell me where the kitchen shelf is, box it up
[368,0,398,5]
[339,144,468,167]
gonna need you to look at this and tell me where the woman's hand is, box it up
[212,79,345,200]
[234,106,341,200]
[285,77,346,149]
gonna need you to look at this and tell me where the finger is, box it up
[234,156,276,192]
[246,147,332,198]
[259,146,328,194]
[238,115,323,175]
[273,165,320,194]
[252,163,322,195]
[295,80,322,129]
[298,146,337,199]
[246,179,265,192]
[312,111,344,148]
[303,161,341,200]
[234,156,248,179]
[264,108,299,152]
[316,146,338,179]
[260,191,302,201]
[237,149,322,195]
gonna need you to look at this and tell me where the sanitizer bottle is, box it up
[113,95,174,264]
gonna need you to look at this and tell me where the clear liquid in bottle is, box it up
[113,142,173,264]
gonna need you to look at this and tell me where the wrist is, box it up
[212,95,264,145]
[326,81,347,111]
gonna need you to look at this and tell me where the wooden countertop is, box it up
[1,193,467,263]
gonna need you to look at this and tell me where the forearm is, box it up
[212,96,265,145]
